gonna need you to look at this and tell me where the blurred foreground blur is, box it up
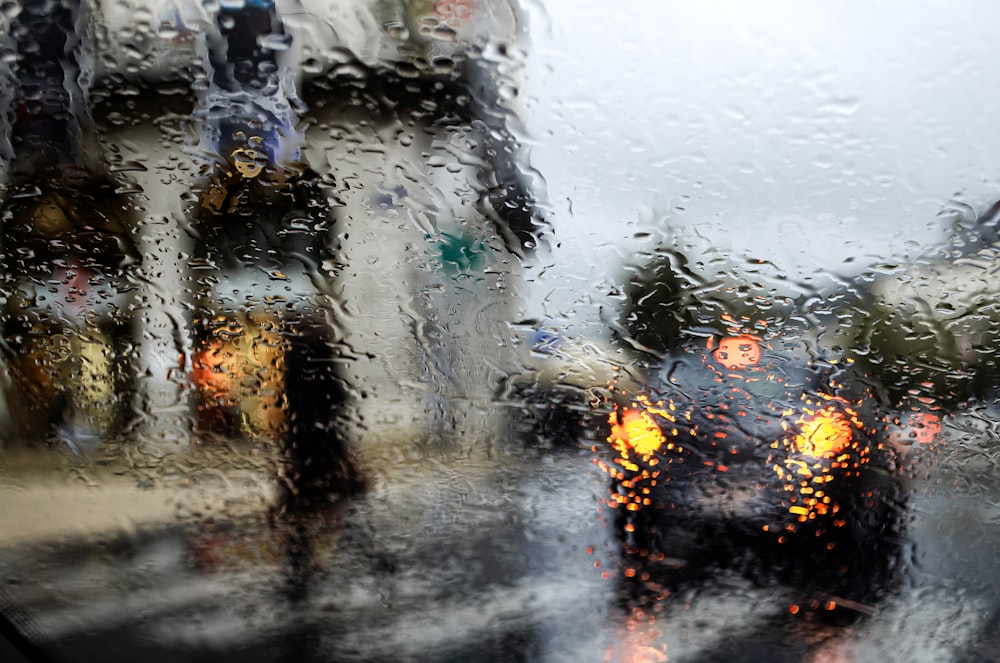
[1,1,999,662]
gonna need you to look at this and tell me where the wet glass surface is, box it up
[1,1,999,662]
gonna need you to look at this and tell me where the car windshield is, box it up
[1,2,998,662]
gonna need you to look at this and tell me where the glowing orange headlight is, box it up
[610,408,665,456]
[792,407,853,458]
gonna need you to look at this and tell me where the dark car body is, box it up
[601,333,909,616]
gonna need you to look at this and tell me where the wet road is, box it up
[2,406,998,663]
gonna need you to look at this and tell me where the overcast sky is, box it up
[519,0,1000,325]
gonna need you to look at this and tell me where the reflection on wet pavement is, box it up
[2,423,999,662]
[0,446,613,662]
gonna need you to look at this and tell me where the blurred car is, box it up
[601,330,913,616]
[597,235,961,618]
[501,322,653,452]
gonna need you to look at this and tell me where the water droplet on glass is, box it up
[0,2,997,661]
[259,33,293,52]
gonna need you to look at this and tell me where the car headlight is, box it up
[609,407,666,458]
[790,404,856,458]
[770,397,873,524]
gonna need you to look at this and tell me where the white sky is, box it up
[520,0,1000,325]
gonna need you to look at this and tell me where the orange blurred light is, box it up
[911,413,942,444]
[606,611,669,663]
[712,335,761,370]
[887,410,942,454]
[793,408,853,457]
[190,322,287,438]
[191,345,232,400]
[902,412,941,445]
[610,408,666,456]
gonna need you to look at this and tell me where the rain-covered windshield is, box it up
[1,2,998,662]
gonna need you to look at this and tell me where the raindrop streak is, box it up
[817,96,862,116]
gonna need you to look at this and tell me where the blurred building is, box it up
[1,0,547,484]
